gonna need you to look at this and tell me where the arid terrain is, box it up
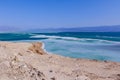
[0,42,120,80]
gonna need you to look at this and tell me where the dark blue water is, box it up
[0,32,120,62]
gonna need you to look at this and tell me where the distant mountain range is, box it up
[0,26,21,33]
[27,25,120,33]
[0,25,120,33]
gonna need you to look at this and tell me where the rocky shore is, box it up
[0,42,120,80]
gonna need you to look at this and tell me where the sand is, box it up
[0,41,120,80]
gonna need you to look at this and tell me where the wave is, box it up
[31,35,80,40]
[96,35,120,39]
[30,34,120,44]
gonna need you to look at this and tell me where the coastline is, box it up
[0,41,120,80]
[41,41,53,54]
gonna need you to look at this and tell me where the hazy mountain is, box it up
[27,25,120,33]
[0,26,21,33]
[1,25,120,33]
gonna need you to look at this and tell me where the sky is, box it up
[0,0,120,30]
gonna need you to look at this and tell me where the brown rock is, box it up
[28,42,46,55]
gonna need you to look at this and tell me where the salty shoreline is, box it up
[0,41,120,80]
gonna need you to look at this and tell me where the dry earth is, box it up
[0,42,120,80]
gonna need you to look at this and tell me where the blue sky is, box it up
[0,0,120,30]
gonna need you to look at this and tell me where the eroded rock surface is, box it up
[0,42,120,80]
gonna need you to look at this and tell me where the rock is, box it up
[28,42,46,55]
[51,77,56,80]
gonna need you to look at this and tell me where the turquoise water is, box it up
[0,32,120,62]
